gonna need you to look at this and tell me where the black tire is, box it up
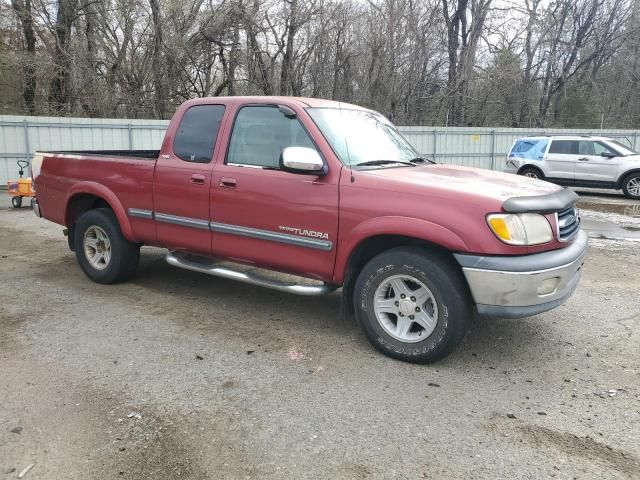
[621,172,640,199]
[353,246,471,364]
[74,208,140,284]
[519,167,543,180]
[12,196,22,208]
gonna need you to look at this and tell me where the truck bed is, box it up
[35,149,158,228]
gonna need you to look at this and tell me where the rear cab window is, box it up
[173,104,226,163]
[509,138,549,160]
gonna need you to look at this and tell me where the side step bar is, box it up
[165,251,338,296]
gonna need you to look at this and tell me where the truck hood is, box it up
[362,164,562,203]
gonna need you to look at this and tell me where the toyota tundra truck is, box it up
[30,96,587,363]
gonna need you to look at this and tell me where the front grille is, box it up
[557,204,580,241]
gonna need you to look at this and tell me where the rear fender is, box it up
[333,216,468,283]
[65,182,135,241]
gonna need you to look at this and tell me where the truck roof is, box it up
[181,96,370,111]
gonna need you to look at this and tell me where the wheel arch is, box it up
[65,182,135,246]
[617,168,640,189]
[335,217,469,319]
[517,164,545,178]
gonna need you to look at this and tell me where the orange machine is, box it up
[7,160,35,208]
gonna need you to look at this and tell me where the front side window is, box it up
[548,140,578,155]
[579,140,619,156]
[226,106,316,168]
[593,141,617,156]
[306,108,419,167]
[173,104,225,163]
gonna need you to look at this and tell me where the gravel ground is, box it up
[1,202,639,480]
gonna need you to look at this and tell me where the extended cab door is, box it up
[545,140,577,180]
[210,104,339,281]
[574,140,620,183]
[153,103,226,255]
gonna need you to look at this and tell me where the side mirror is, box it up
[280,147,326,175]
[601,151,617,158]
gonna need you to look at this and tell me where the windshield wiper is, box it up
[355,159,416,167]
[409,156,436,164]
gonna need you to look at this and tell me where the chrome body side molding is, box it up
[128,208,154,219]
[154,212,210,230]
[127,209,333,251]
[209,222,332,251]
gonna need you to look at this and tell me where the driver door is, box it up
[210,104,340,280]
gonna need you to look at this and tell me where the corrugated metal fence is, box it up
[400,126,640,170]
[0,115,168,186]
[2,114,640,185]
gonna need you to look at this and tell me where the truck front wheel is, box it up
[354,247,470,364]
[74,208,140,284]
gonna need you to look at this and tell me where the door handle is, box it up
[578,157,590,162]
[190,174,206,184]
[219,177,237,188]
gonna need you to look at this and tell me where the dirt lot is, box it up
[1,197,639,479]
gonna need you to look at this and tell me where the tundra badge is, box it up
[279,225,329,240]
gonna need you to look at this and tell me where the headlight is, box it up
[487,213,553,245]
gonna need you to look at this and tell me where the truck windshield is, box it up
[306,107,421,167]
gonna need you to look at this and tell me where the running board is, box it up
[165,251,338,296]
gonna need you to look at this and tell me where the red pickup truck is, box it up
[30,96,587,363]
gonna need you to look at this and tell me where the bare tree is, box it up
[49,0,78,113]
[149,0,166,118]
[1,0,639,128]
[11,0,37,113]
[442,0,492,125]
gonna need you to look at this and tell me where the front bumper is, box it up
[454,230,588,318]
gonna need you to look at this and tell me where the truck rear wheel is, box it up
[74,208,140,284]
[353,247,470,364]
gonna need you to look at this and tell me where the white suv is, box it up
[504,136,640,199]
